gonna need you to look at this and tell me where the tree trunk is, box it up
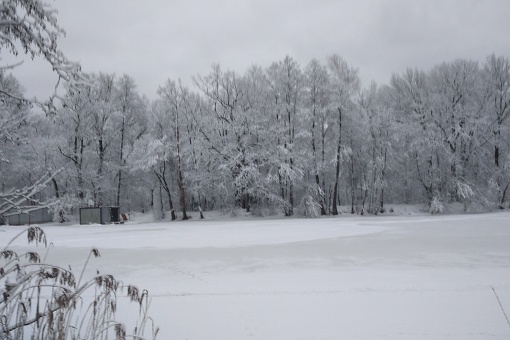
[315,174,326,215]
[378,147,388,213]
[77,138,85,200]
[286,106,294,217]
[331,108,342,215]
[311,111,326,215]
[501,183,509,208]
[350,140,355,214]
[279,171,286,211]
[51,176,65,223]
[51,177,60,199]
[288,158,294,216]
[150,188,154,209]
[242,192,250,212]
[322,115,327,213]
[159,184,165,218]
[154,165,176,220]
[116,118,125,207]
[176,121,188,220]
[60,134,85,200]
[97,137,105,206]
[494,124,501,168]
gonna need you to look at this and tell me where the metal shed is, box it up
[79,207,120,225]
[5,207,53,226]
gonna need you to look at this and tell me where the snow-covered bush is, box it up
[0,227,158,339]
[300,195,322,218]
[49,194,83,223]
[251,205,278,217]
[429,197,444,214]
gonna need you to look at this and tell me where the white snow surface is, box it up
[2,211,510,339]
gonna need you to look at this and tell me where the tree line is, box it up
[1,54,509,219]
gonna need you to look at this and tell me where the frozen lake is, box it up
[2,211,510,339]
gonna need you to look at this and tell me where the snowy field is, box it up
[2,210,510,339]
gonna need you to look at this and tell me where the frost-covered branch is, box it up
[0,0,87,111]
[0,168,64,217]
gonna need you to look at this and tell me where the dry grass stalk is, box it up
[0,226,159,339]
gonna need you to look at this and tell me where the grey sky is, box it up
[8,0,510,100]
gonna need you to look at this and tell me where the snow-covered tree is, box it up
[303,59,330,215]
[5,50,510,218]
[388,60,488,209]
[482,54,510,207]
[157,79,193,220]
[56,83,93,202]
[327,54,360,215]
[0,0,83,107]
[356,83,395,214]
[265,57,305,216]
[129,98,176,218]
[428,60,481,202]
[113,74,148,208]
[389,68,439,206]
[53,73,149,213]
[195,65,276,212]
[0,72,29,165]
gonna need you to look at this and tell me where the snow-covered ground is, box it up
[2,210,510,339]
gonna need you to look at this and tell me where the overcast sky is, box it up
[8,0,510,100]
